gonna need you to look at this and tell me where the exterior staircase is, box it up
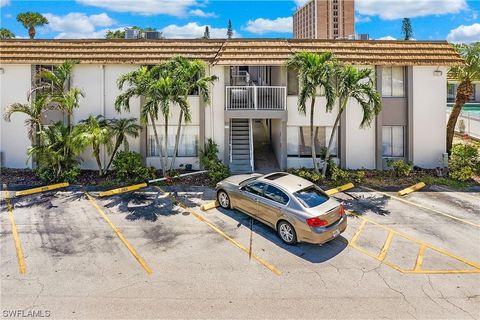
[230,119,253,173]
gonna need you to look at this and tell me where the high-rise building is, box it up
[293,0,355,39]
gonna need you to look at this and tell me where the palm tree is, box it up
[286,51,336,173]
[446,43,480,153]
[165,56,218,171]
[34,60,78,95]
[51,88,84,132]
[16,12,48,39]
[105,118,142,171]
[146,71,189,173]
[0,28,15,39]
[322,65,382,177]
[116,66,166,172]
[76,115,112,176]
[28,121,85,179]
[3,95,51,146]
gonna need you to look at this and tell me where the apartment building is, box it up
[0,39,461,173]
[293,0,355,39]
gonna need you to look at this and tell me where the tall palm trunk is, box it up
[446,81,473,153]
[322,98,347,177]
[28,26,35,39]
[149,112,166,175]
[170,110,184,171]
[94,148,103,176]
[105,137,123,171]
[310,97,319,173]
[163,116,169,175]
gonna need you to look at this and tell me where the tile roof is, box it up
[0,39,463,66]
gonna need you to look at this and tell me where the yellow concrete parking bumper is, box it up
[99,183,147,197]
[201,201,219,211]
[325,183,354,196]
[15,182,69,197]
[398,182,426,196]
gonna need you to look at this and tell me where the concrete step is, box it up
[232,149,250,155]
[232,155,250,161]
[231,159,251,165]
[232,145,250,150]
[230,164,253,174]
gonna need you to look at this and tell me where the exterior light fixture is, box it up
[0,68,4,74]
[433,69,442,76]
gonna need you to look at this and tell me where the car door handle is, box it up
[255,199,259,202]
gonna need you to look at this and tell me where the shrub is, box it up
[287,167,323,183]
[449,144,480,181]
[35,166,80,184]
[112,151,155,184]
[330,164,350,185]
[208,161,230,183]
[200,138,219,170]
[353,170,366,184]
[386,159,413,177]
[199,139,230,183]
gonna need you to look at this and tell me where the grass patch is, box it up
[420,176,474,191]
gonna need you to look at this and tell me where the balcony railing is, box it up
[225,86,286,111]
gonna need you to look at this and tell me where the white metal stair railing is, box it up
[225,86,286,111]
[249,119,254,172]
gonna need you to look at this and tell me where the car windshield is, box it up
[294,186,329,208]
[239,176,258,185]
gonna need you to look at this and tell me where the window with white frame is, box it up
[148,125,199,157]
[287,126,338,157]
[382,126,404,157]
[382,66,405,97]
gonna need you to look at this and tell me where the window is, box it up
[382,126,404,157]
[287,126,338,157]
[243,182,266,196]
[148,125,199,157]
[287,69,299,95]
[447,83,456,102]
[382,67,405,97]
[264,185,289,205]
[294,186,329,208]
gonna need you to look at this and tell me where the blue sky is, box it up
[0,0,479,42]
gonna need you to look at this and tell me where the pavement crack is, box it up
[375,269,417,317]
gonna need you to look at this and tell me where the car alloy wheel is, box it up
[217,191,230,209]
[278,221,297,245]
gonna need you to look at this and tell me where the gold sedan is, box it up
[216,172,347,245]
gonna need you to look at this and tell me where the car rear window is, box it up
[294,187,329,208]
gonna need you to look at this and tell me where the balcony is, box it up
[225,86,286,111]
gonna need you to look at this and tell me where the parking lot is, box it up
[1,183,479,319]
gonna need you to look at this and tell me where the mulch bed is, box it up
[0,168,215,189]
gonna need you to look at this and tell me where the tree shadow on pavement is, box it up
[337,191,390,216]
[216,207,348,264]
[103,191,179,222]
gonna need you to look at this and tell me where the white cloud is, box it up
[243,17,292,35]
[356,15,371,23]
[447,23,480,43]
[89,13,116,26]
[77,0,199,17]
[43,12,117,39]
[377,35,397,40]
[160,22,240,39]
[357,0,468,20]
[189,9,217,18]
[0,0,9,7]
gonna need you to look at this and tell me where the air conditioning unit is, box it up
[125,28,140,39]
[143,31,162,39]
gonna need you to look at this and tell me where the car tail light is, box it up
[339,204,345,216]
[306,217,328,227]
